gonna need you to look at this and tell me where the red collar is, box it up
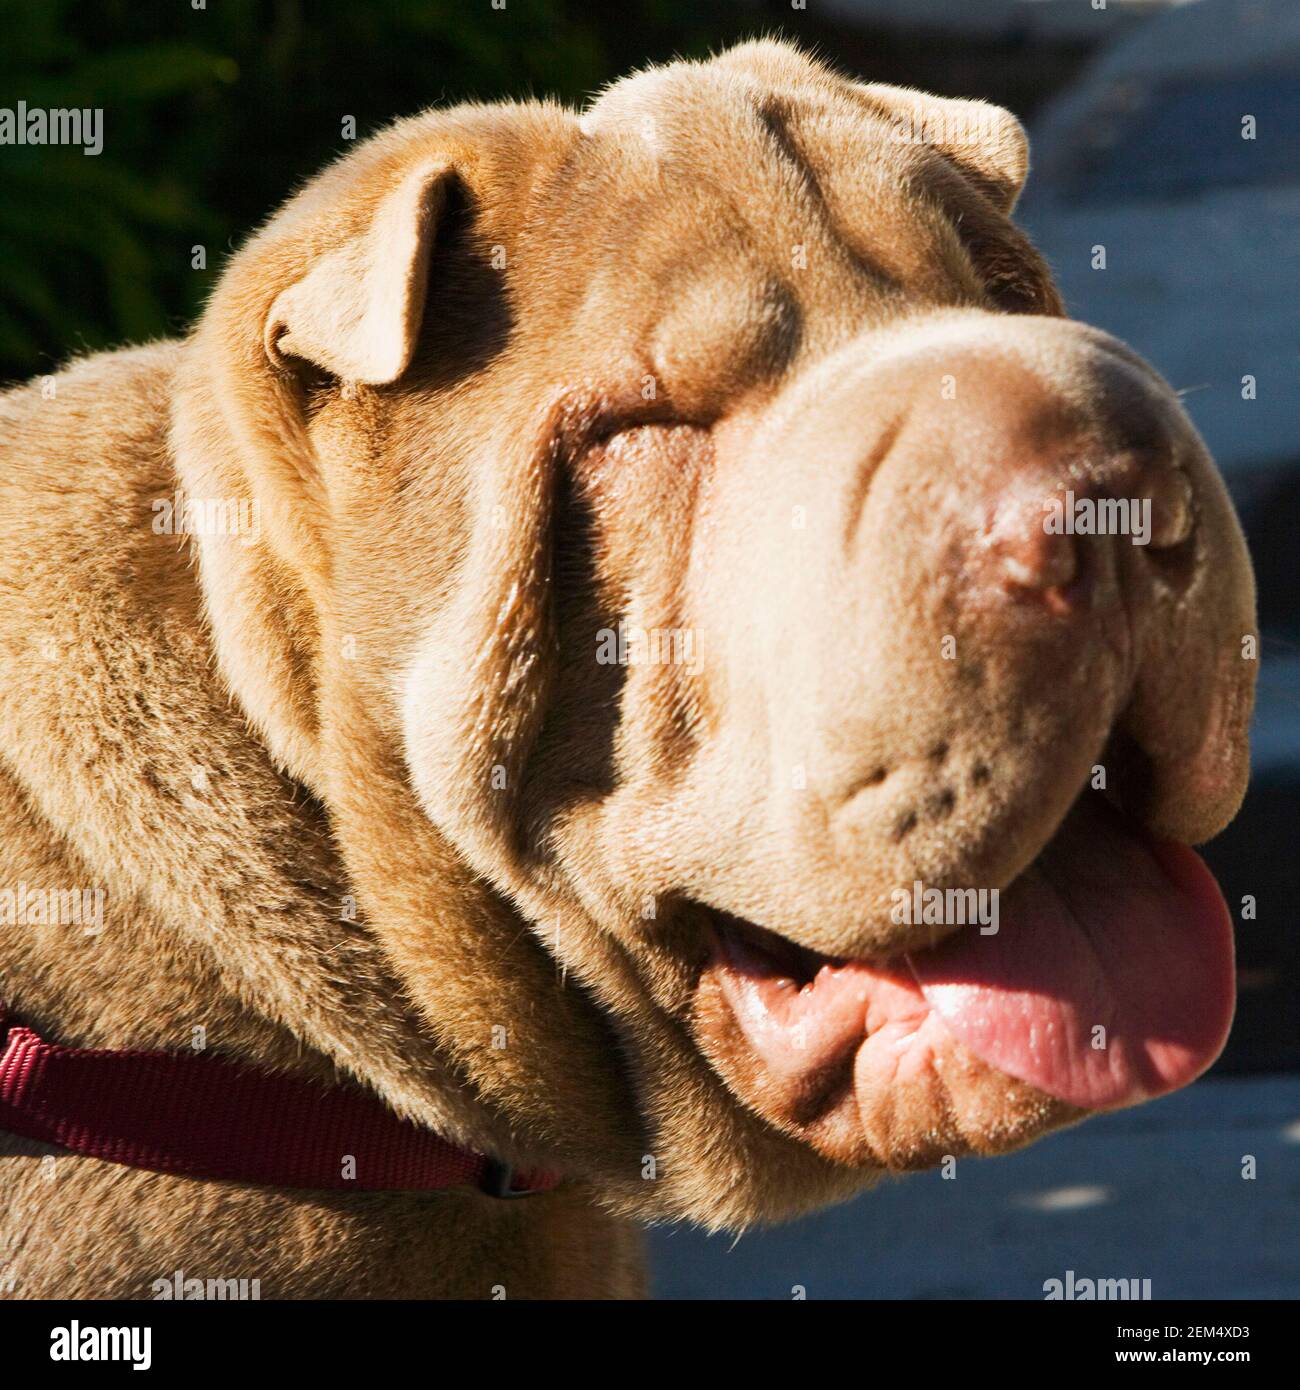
[0,1004,559,1198]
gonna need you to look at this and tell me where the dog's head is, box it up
[180,40,1255,1228]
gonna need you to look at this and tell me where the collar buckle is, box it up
[480,1158,552,1199]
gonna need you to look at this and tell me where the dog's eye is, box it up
[577,422,713,485]
[588,403,693,440]
[586,418,706,455]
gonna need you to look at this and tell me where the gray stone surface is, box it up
[649,1074,1300,1299]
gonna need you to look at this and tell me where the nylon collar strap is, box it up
[0,1004,559,1198]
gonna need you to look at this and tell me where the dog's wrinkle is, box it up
[921,788,956,822]
[843,408,908,551]
[521,466,623,840]
[638,267,807,414]
[1105,547,1143,730]
[752,95,900,293]
[783,1054,860,1130]
[1100,725,1159,828]
[748,278,805,385]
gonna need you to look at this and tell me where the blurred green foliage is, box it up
[0,0,777,382]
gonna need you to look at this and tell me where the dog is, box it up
[0,39,1255,1299]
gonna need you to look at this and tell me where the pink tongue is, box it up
[906,798,1236,1110]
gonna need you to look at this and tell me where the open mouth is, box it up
[702,791,1236,1128]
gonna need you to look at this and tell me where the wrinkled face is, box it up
[283,44,1255,1223]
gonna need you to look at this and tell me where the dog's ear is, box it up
[264,160,452,384]
[856,84,1029,213]
[855,86,1058,313]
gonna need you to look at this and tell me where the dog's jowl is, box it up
[0,40,1256,1299]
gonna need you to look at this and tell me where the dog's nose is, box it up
[984,450,1196,599]
[985,493,1079,593]
[904,338,1202,609]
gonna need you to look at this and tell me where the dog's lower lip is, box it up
[704,912,927,1084]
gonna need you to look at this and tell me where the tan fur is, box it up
[0,41,1254,1298]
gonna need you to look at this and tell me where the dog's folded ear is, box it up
[264,160,452,384]
[855,84,1030,213]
